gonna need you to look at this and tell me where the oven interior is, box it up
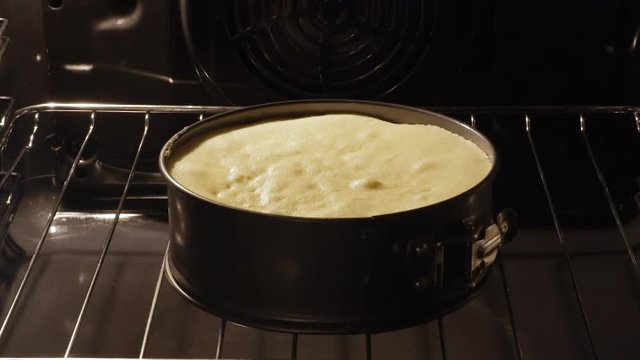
[0,1,639,359]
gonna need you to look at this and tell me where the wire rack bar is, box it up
[0,97,16,168]
[498,254,523,360]
[65,113,150,356]
[215,319,227,359]
[579,115,640,283]
[14,103,235,117]
[469,113,477,128]
[0,96,15,158]
[0,38,7,63]
[140,112,204,356]
[0,97,14,128]
[469,113,523,359]
[0,112,95,343]
[0,19,7,36]
[139,243,170,359]
[365,333,372,360]
[525,114,598,360]
[290,333,297,360]
[0,113,37,190]
[437,317,447,360]
[12,103,640,119]
[0,18,8,62]
[430,105,640,114]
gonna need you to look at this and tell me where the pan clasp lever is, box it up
[471,209,517,276]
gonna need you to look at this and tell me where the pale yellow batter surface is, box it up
[169,114,491,218]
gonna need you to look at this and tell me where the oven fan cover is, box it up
[181,0,437,101]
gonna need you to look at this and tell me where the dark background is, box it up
[1,0,639,107]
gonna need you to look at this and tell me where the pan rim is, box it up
[158,99,499,222]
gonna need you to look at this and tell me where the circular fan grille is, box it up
[228,0,436,98]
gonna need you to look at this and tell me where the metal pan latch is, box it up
[471,209,517,276]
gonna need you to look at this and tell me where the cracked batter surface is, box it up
[168,114,491,218]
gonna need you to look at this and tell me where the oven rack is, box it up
[0,16,11,148]
[0,16,10,136]
[0,103,637,360]
[0,18,7,63]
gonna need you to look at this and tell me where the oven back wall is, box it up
[3,0,640,106]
